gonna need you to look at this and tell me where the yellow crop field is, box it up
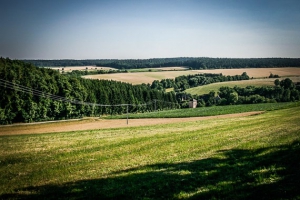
[84,70,196,84]
[83,67,300,85]
[195,67,300,78]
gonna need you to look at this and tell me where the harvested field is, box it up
[195,67,300,78]
[0,112,262,135]
[84,70,196,84]
[83,67,300,85]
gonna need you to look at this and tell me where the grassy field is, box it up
[0,104,300,199]
[186,77,300,95]
[108,102,298,119]
[83,67,300,85]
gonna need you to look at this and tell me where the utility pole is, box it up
[126,104,129,125]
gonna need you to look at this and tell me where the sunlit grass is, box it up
[107,102,299,119]
[0,105,300,199]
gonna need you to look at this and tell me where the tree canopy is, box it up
[0,58,177,124]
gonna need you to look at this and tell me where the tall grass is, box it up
[0,105,299,199]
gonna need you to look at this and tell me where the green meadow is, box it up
[108,102,298,119]
[0,104,300,199]
[186,77,300,96]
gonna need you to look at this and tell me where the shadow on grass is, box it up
[2,140,300,200]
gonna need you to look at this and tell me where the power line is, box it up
[0,78,177,108]
[0,78,179,124]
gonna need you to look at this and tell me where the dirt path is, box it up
[0,111,263,135]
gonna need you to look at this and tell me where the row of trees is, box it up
[151,72,250,92]
[23,57,300,70]
[62,69,128,77]
[0,58,177,124]
[185,78,300,107]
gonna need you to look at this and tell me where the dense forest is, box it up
[23,57,300,69]
[0,58,177,124]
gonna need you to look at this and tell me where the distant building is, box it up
[189,99,197,108]
[215,95,221,102]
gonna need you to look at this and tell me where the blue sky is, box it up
[0,0,300,59]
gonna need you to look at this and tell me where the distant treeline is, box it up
[0,58,177,124]
[23,57,300,69]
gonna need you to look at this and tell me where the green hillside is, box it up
[186,78,300,95]
[1,106,299,199]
